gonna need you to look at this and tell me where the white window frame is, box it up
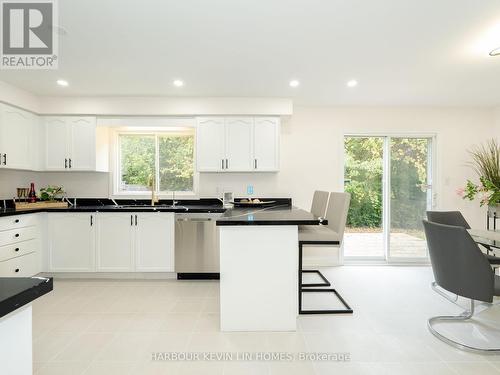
[342,132,437,265]
[110,127,198,199]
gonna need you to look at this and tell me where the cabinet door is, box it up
[225,117,253,171]
[196,117,225,172]
[69,117,96,170]
[45,117,69,170]
[253,117,280,171]
[48,213,95,271]
[96,213,134,271]
[135,213,174,272]
[0,104,33,170]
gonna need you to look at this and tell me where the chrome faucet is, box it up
[172,191,178,207]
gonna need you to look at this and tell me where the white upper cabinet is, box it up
[45,116,98,171]
[69,117,96,170]
[45,117,69,170]
[225,117,253,171]
[0,104,37,170]
[196,117,225,171]
[253,117,280,171]
[196,116,280,172]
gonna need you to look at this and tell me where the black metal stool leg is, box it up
[298,241,353,314]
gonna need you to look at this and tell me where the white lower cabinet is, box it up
[96,213,134,272]
[135,213,175,272]
[46,212,174,273]
[48,213,96,272]
[0,214,41,277]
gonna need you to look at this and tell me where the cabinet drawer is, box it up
[0,240,37,262]
[0,214,37,232]
[0,226,38,247]
[0,252,39,277]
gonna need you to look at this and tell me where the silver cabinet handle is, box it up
[131,215,133,226]
[221,159,224,170]
[64,158,68,168]
[254,159,257,169]
[68,158,72,169]
[225,159,229,169]
[3,153,6,165]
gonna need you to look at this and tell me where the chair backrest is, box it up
[422,220,493,303]
[426,211,471,229]
[325,192,351,242]
[310,190,329,218]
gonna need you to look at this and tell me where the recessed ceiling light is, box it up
[347,80,358,88]
[173,79,184,87]
[56,79,68,87]
[490,47,500,56]
[289,80,300,87]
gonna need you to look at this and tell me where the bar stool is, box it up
[301,190,331,287]
[298,192,353,314]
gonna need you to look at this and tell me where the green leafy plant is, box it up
[462,139,500,207]
[39,185,65,202]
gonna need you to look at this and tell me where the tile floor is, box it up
[32,266,500,374]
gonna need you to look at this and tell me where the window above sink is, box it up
[111,126,197,198]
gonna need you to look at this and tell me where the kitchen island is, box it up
[217,203,325,332]
[0,277,53,375]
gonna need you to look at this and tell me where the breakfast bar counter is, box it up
[217,204,325,332]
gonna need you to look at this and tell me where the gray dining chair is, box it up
[426,211,500,265]
[427,211,470,229]
[298,192,352,314]
[423,220,500,353]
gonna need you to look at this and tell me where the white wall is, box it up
[199,106,496,228]
[38,97,293,116]
[0,105,496,229]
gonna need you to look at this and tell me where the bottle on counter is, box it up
[28,182,37,203]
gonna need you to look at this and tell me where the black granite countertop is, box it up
[216,205,326,226]
[0,198,226,217]
[0,198,323,226]
[0,277,53,319]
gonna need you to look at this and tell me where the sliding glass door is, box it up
[344,135,434,262]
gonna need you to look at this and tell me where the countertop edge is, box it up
[0,277,53,319]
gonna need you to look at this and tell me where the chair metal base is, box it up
[298,241,353,315]
[301,270,331,287]
[300,288,353,314]
[428,293,500,353]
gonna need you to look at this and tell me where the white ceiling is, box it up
[1,0,500,106]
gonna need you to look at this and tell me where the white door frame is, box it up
[343,132,437,264]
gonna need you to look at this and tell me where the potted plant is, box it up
[39,185,65,202]
[461,139,500,216]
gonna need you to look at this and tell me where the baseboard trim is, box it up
[38,272,177,279]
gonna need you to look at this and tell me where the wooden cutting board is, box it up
[15,201,69,211]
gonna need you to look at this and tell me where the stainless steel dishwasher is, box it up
[175,213,222,279]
